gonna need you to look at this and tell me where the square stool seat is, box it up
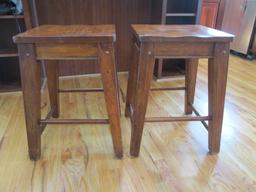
[13,25,116,43]
[131,24,233,43]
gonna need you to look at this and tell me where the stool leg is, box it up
[208,43,230,154]
[18,44,41,160]
[130,43,155,157]
[45,61,59,118]
[125,42,139,117]
[185,59,198,114]
[99,43,123,158]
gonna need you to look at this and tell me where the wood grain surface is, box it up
[13,25,116,44]
[131,24,234,43]
[0,55,256,191]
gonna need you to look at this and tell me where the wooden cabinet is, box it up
[0,14,26,92]
[200,0,219,28]
[0,0,40,92]
[151,0,201,24]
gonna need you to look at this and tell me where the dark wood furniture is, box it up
[13,25,123,160]
[200,0,220,28]
[199,0,228,30]
[150,0,202,80]
[125,24,234,157]
[0,15,25,92]
[0,12,25,92]
[0,0,37,92]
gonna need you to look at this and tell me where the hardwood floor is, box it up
[0,55,256,191]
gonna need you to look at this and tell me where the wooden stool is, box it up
[13,25,123,160]
[125,25,234,157]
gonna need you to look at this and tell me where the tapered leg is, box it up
[185,59,198,114]
[125,42,140,117]
[45,61,59,118]
[18,44,41,160]
[208,43,230,154]
[99,43,123,158]
[130,43,155,157]
[156,59,163,79]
